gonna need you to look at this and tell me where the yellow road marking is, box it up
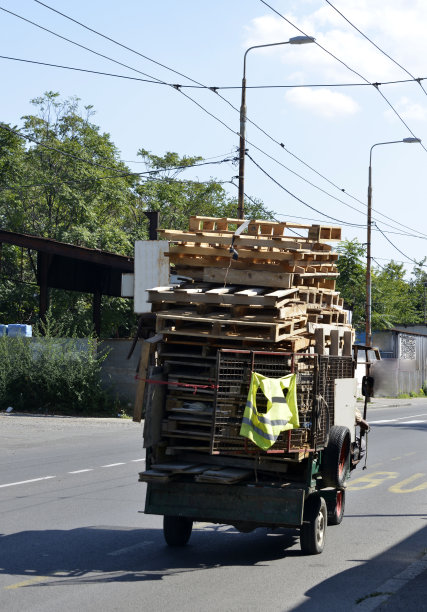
[347,471,399,490]
[5,576,51,590]
[389,473,427,493]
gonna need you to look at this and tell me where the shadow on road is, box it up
[0,523,300,586]
[290,522,427,611]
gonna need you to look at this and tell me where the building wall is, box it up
[368,331,427,396]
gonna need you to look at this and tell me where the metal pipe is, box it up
[237,37,315,219]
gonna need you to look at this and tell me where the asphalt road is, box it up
[1,400,426,612]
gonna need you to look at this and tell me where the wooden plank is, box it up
[330,329,340,356]
[203,267,293,288]
[169,244,295,261]
[133,333,163,423]
[343,330,353,356]
[314,328,326,355]
[168,254,300,272]
[307,322,352,336]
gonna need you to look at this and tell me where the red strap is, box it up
[135,376,218,394]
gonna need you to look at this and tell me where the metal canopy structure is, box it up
[0,229,134,335]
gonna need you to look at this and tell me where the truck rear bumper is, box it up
[144,481,306,528]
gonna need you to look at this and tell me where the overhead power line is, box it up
[375,223,427,268]
[23,3,384,210]
[0,122,236,178]
[324,0,427,98]
[2,54,426,91]
[259,0,427,155]
[4,3,425,243]
[32,0,427,239]
[246,152,365,227]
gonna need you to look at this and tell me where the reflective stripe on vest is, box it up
[239,372,299,450]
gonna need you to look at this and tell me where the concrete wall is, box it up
[99,339,140,404]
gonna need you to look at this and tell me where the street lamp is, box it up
[237,35,315,219]
[366,137,421,347]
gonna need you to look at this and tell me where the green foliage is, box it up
[0,314,118,415]
[0,92,273,336]
[397,392,411,399]
[135,148,274,230]
[336,239,366,328]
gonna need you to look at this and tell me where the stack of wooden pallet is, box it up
[140,215,354,454]
[150,215,353,353]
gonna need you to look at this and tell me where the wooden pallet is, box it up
[158,228,334,253]
[153,301,307,321]
[187,216,342,242]
[148,283,299,308]
[168,243,338,263]
[156,309,308,342]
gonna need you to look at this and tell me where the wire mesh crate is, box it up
[211,350,354,457]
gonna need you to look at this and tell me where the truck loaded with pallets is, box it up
[135,216,366,555]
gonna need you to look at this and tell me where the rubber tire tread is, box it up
[300,495,327,555]
[163,515,193,547]
[327,489,345,526]
[322,425,351,488]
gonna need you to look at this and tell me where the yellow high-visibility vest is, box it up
[240,372,299,450]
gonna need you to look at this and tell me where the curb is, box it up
[352,552,427,611]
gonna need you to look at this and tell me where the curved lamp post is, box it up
[366,137,421,347]
[237,35,315,219]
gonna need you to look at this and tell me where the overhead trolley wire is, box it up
[246,152,365,227]
[4,4,425,241]
[324,0,427,98]
[2,52,426,236]
[0,123,236,181]
[259,0,427,156]
[2,54,426,92]
[6,2,418,236]
[32,0,427,240]
[375,223,427,268]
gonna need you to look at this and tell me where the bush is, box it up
[397,392,410,399]
[0,317,116,415]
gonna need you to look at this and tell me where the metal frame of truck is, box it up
[142,348,358,555]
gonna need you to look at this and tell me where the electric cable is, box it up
[324,0,427,98]
[32,1,427,238]
[4,7,421,239]
[2,54,426,91]
[259,0,427,155]
[0,124,236,181]
[3,5,425,241]
[246,152,365,227]
[374,223,427,267]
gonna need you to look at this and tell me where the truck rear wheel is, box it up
[300,495,327,555]
[163,515,193,547]
[322,425,351,488]
[327,489,345,525]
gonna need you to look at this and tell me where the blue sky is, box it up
[1,0,426,275]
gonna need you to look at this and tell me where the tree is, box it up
[408,258,427,325]
[372,261,416,329]
[135,148,274,229]
[336,239,366,329]
[0,92,273,336]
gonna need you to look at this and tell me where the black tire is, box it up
[163,515,193,547]
[322,425,351,488]
[300,495,327,555]
[327,489,345,526]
